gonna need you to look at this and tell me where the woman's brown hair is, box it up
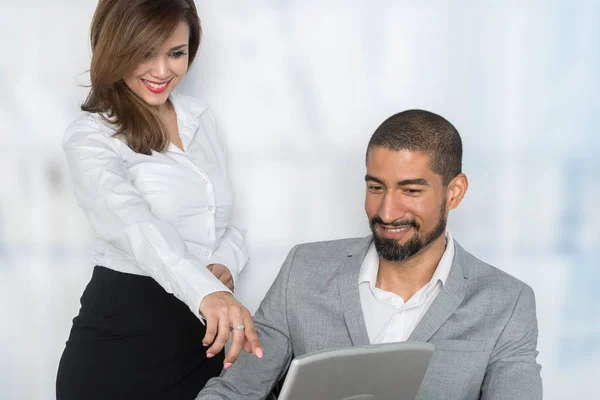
[82,0,201,155]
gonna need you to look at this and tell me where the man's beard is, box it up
[370,202,447,262]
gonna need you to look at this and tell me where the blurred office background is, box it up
[1,0,598,398]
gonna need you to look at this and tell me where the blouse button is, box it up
[205,251,211,257]
[208,206,214,211]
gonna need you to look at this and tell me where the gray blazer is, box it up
[199,236,542,400]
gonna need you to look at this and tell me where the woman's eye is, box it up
[170,51,187,58]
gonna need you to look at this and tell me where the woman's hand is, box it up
[199,291,263,369]
[207,263,234,291]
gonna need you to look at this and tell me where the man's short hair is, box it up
[366,110,463,185]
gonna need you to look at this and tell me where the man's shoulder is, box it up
[456,243,533,296]
[278,237,369,291]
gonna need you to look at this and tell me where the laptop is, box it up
[277,342,434,400]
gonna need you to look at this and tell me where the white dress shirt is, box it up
[63,91,248,320]
[359,232,455,343]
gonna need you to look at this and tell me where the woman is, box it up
[56,1,262,399]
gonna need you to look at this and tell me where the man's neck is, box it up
[375,234,447,302]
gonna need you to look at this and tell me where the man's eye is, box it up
[404,189,421,195]
[368,185,383,191]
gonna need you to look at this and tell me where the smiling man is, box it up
[198,110,543,400]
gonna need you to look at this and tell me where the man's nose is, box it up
[377,191,406,224]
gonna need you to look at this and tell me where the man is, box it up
[198,110,542,399]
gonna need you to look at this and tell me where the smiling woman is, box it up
[122,23,191,106]
[55,1,262,399]
[81,0,201,155]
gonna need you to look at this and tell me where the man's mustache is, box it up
[370,216,419,229]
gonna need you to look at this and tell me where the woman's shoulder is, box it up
[171,91,212,119]
[63,112,120,149]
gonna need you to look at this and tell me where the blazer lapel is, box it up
[408,241,469,343]
[336,236,372,346]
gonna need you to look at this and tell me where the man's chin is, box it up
[373,232,413,247]
[373,235,420,262]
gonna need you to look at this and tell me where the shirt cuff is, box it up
[209,254,242,285]
[171,259,232,324]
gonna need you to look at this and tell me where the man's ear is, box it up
[446,173,468,210]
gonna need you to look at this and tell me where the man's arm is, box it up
[198,246,300,400]
[481,284,542,399]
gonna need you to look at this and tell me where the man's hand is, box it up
[200,291,263,369]
[207,263,234,291]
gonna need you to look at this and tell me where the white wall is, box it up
[1,0,599,398]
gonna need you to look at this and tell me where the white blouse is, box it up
[63,91,249,320]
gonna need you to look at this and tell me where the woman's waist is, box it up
[91,239,219,272]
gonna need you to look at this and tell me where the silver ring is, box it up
[234,323,245,331]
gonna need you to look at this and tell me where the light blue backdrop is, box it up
[1,1,598,398]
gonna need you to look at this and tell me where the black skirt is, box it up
[56,266,224,400]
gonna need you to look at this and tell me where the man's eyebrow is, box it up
[365,175,384,184]
[397,178,430,186]
[365,176,430,187]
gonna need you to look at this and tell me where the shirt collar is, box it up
[169,91,209,150]
[358,241,379,286]
[358,231,455,288]
[169,91,208,119]
[431,231,454,286]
